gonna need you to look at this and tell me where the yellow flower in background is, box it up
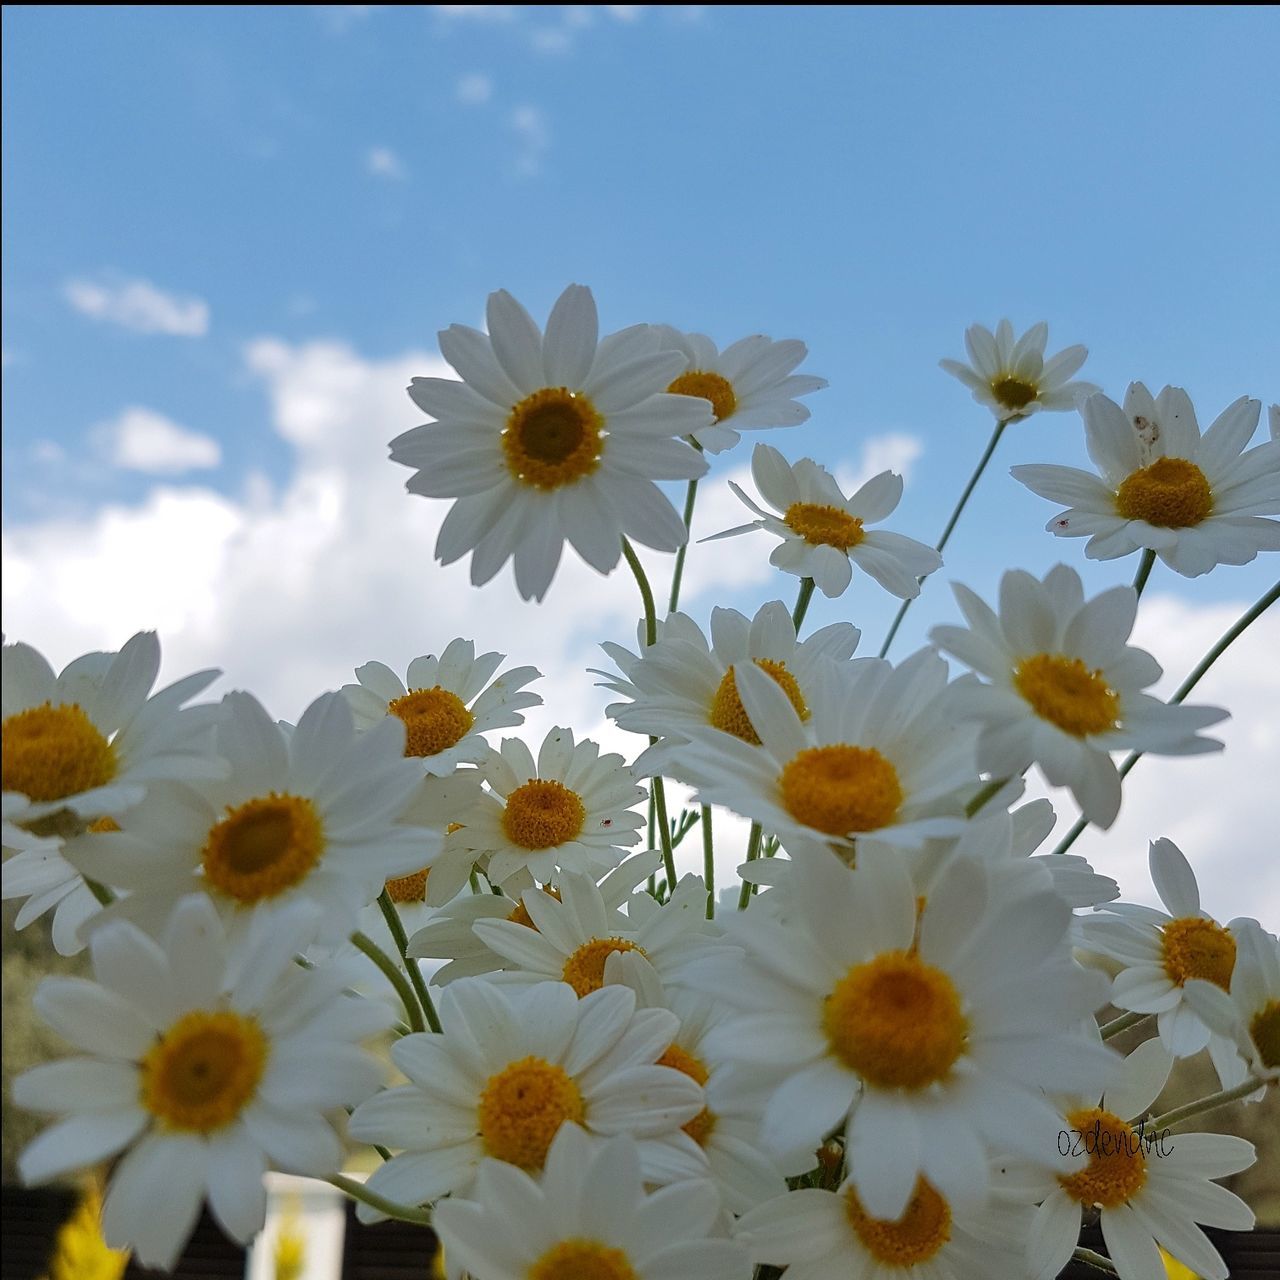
[1162,1247,1201,1279]
[273,1194,306,1280]
[42,1184,128,1280]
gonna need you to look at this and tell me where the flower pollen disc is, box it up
[2,703,117,803]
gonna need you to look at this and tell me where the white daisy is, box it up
[450,727,647,889]
[734,1175,1036,1280]
[706,444,943,599]
[346,979,708,1217]
[14,893,393,1270]
[939,319,1097,423]
[341,640,541,777]
[607,950,789,1214]
[433,1124,749,1280]
[471,868,716,997]
[598,600,860,761]
[1011,384,1279,577]
[68,691,432,944]
[666,648,976,858]
[2,632,223,839]
[395,768,492,906]
[1023,1038,1255,1280]
[391,284,712,602]
[406,849,662,986]
[1183,918,1280,1084]
[652,324,826,454]
[930,565,1228,828]
[1083,839,1253,1080]
[686,846,1115,1220]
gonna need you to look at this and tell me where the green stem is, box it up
[668,475,701,613]
[622,537,658,648]
[1051,578,1279,857]
[791,576,816,634]
[1151,1076,1268,1131]
[701,805,715,919]
[651,776,678,893]
[378,891,441,1033]
[351,930,424,1034]
[1132,547,1157,598]
[84,876,115,906]
[1073,1246,1118,1275]
[737,823,764,910]
[329,1173,434,1227]
[965,776,1009,817]
[878,416,1010,659]
[1100,1010,1150,1040]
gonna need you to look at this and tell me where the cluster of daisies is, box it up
[4,286,1278,1280]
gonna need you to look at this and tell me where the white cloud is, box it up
[605,5,645,20]
[510,104,550,175]
[833,431,924,492]
[91,407,221,475]
[366,146,407,180]
[530,26,573,53]
[64,276,210,337]
[434,4,516,21]
[29,440,66,466]
[455,72,493,105]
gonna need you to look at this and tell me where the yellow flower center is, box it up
[507,885,563,929]
[561,938,645,998]
[387,687,475,758]
[88,816,122,834]
[477,1056,585,1170]
[503,387,604,490]
[666,370,738,422]
[528,1240,637,1280]
[1013,654,1120,737]
[502,780,587,850]
[824,951,968,1089]
[780,744,903,836]
[385,868,430,903]
[1249,1000,1280,1070]
[708,659,810,745]
[657,1042,715,1145]
[140,1009,267,1133]
[783,502,865,550]
[844,1177,952,1266]
[1161,917,1237,990]
[201,793,325,904]
[989,375,1040,412]
[1059,1107,1147,1208]
[1115,457,1213,529]
[2,703,117,804]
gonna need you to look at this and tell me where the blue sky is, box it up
[3,5,1278,916]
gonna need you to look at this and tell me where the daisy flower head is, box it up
[2,632,223,841]
[669,647,976,859]
[930,565,1228,828]
[1083,839,1254,1078]
[1023,1038,1255,1280]
[14,893,394,1270]
[341,639,541,777]
[651,323,827,454]
[689,845,1115,1221]
[1183,917,1280,1085]
[939,319,1097,423]
[346,979,709,1216]
[471,868,716,998]
[406,849,662,986]
[734,1174,1036,1280]
[1011,384,1279,577]
[598,599,859,754]
[433,1123,750,1280]
[607,949,789,1214]
[450,727,647,890]
[391,284,712,602]
[707,444,942,599]
[71,691,432,944]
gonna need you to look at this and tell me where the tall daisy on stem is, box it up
[881,319,1096,657]
[392,284,712,601]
